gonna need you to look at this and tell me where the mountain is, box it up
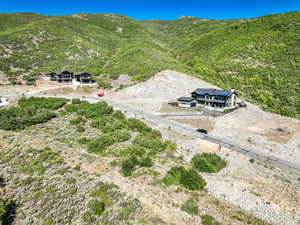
[0,12,299,117]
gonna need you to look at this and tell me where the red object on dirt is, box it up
[97,92,104,97]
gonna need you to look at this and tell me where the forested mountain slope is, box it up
[0,12,299,117]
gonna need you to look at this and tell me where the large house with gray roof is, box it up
[177,88,237,111]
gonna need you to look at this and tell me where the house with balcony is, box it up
[191,88,237,110]
[177,88,237,111]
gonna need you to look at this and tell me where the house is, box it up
[74,72,96,84]
[49,72,59,81]
[57,71,73,83]
[177,88,237,111]
[0,97,9,107]
[191,88,237,110]
[177,97,197,108]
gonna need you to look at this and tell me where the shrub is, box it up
[70,117,86,125]
[139,156,153,167]
[249,159,255,164]
[76,125,85,133]
[0,106,57,131]
[78,137,90,144]
[112,110,126,120]
[0,199,13,225]
[120,156,139,177]
[164,140,177,153]
[126,118,152,132]
[0,98,66,133]
[113,130,131,142]
[71,98,81,104]
[180,169,206,191]
[87,200,105,216]
[162,166,186,186]
[64,104,79,113]
[117,145,146,157]
[201,214,220,225]
[43,218,55,225]
[87,134,115,153]
[192,153,227,173]
[133,133,167,153]
[163,166,206,190]
[77,101,113,119]
[181,198,198,215]
[18,97,67,110]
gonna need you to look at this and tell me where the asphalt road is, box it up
[29,93,300,176]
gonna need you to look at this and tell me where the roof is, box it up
[177,97,194,102]
[191,88,234,97]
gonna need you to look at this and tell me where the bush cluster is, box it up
[201,214,220,225]
[70,116,86,125]
[87,200,105,216]
[163,166,206,191]
[120,155,153,177]
[67,100,176,177]
[191,153,227,173]
[0,97,67,131]
[18,97,67,110]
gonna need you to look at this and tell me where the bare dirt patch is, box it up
[109,70,217,113]
[260,124,300,144]
[159,103,198,114]
[172,118,215,131]
[46,86,100,96]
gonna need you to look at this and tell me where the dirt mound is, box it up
[109,70,217,112]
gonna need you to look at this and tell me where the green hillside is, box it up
[0,12,299,117]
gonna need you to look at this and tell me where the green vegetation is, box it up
[181,198,199,215]
[162,166,206,190]
[0,199,13,225]
[71,98,81,104]
[0,97,67,130]
[0,12,299,116]
[201,214,220,225]
[66,100,174,177]
[87,200,105,216]
[191,153,227,173]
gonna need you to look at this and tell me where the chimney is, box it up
[231,88,235,93]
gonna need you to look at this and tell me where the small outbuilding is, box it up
[177,97,197,108]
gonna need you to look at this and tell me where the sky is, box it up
[0,0,299,20]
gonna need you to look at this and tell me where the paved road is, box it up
[157,113,204,118]
[29,93,300,176]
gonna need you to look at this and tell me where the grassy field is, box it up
[0,12,299,117]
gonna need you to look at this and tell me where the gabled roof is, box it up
[191,88,234,97]
[177,97,194,102]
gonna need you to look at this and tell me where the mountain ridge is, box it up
[0,11,299,117]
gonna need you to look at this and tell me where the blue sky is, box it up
[0,0,299,20]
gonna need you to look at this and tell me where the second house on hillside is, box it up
[57,71,73,83]
[75,72,96,84]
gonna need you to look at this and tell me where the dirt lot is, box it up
[172,118,215,131]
